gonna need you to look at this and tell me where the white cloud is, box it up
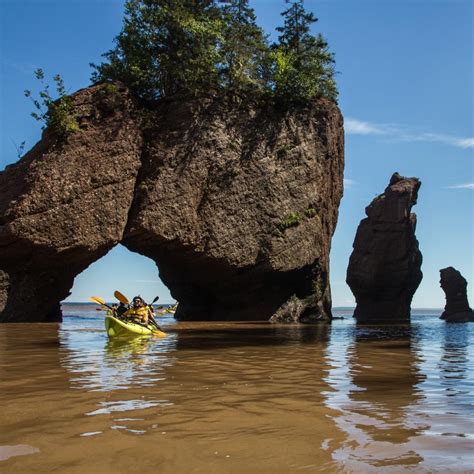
[455,138,474,149]
[346,117,474,150]
[345,118,388,135]
[446,183,474,189]
[344,178,356,187]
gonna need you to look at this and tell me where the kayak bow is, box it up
[105,315,167,338]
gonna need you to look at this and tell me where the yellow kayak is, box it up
[105,315,167,338]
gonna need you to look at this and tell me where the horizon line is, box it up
[61,302,443,311]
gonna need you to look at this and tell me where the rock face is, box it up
[0,270,8,313]
[346,172,422,323]
[439,267,474,322]
[0,84,344,322]
[0,84,143,322]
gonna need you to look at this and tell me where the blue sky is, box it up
[1,0,472,307]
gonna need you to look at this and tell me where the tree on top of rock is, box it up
[91,0,222,100]
[218,0,269,94]
[90,0,338,105]
[271,0,337,102]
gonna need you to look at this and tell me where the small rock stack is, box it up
[439,267,474,322]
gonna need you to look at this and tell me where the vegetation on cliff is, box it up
[271,0,337,102]
[91,0,338,104]
[24,69,79,138]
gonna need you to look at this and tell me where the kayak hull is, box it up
[105,315,166,338]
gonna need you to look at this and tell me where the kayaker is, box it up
[116,302,128,318]
[123,296,153,325]
[106,304,118,316]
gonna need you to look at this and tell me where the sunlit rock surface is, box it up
[346,172,423,323]
[0,84,344,322]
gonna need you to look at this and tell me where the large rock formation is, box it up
[0,84,143,321]
[346,172,422,323]
[0,83,344,322]
[439,267,474,322]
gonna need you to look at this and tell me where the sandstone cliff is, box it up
[0,84,344,322]
[346,173,422,323]
[439,267,474,322]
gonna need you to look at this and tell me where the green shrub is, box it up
[25,69,79,138]
[278,211,303,231]
[304,207,317,218]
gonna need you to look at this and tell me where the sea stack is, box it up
[439,267,474,322]
[346,172,422,323]
[0,83,344,323]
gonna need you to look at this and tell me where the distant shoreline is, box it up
[61,302,443,311]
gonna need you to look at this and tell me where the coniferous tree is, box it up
[90,0,338,104]
[271,0,337,102]
[218,0,268,93]
[91,0,222,100]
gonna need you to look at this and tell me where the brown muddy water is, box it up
[0,306,473,473]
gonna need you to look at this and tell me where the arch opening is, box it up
[63,244,173,306]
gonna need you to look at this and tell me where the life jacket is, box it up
[124,306,149,320]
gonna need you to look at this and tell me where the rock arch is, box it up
[0,84,344,322]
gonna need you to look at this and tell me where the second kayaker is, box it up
[123,296,153,325]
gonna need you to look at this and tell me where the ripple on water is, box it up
[86,399,173,416]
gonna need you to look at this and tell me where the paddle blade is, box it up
[114,290,129,305]
[90,296,106,305]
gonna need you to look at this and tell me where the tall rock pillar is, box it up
[346,173,422,322]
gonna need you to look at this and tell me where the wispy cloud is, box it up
[345,118,388,135]
[344,178,356,187]
[456,138,474,149]
[346,117,474,149]
[446,183,474,189]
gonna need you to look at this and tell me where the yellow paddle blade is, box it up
[90,295,106,305]
[114,290,129,305]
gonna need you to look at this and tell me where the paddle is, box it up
[146,296,163,332]
[89,296,114,311]
[114,290,129,305]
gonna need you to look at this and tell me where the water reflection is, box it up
[325,324,427,471]
[0,324,68,397]
[439,323,470,395]
[59,328,177,392]
[173,321,331,351]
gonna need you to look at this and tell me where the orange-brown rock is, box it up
[346,173,423,322]
[0,84,344,322]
